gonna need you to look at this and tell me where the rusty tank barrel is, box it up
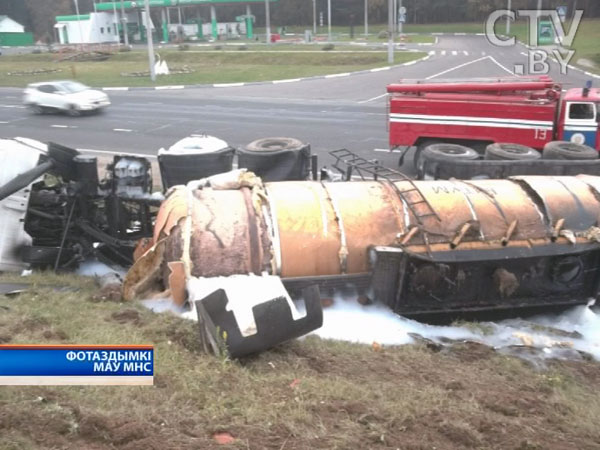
[125,174,600,316]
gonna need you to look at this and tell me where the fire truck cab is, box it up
[387,76,600,164]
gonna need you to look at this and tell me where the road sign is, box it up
[399,14,406,24]
[399,6,406,14]
[557,6,567,23]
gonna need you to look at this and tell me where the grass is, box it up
[0,49,424,88]
[1,274,600,449]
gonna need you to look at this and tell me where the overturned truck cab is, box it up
[125,172,600,349]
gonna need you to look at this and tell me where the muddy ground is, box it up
[0,274,599,450]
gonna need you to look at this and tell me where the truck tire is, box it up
[413,139,440,170]
[542,141,598,160]
[246,137,305,152]
[485,143,541,161]
[421,143,479,162]
[239,137,311,181]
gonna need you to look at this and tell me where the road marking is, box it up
[488,55,514,75]
[428,50,435,56]
[0,121,8,124]
[113,128,133,132]
[325,72,350,78]
[463,51,469,56]
[481,51,486,55]
[520,52,528,56]
[441,50,446,56]
[426,55,490,79]
[455,33,467,36]
[374,148,404,153]
[0,105,25,109]
[213,82,245,87]
[358,93,388,104]
[51,125,70,128]
[452,51,458,56]
[370,66,391,72]
[155,85,185,90]
[403,60,417,66]
[103,87,129,91]
[272,78,302,84]
[78,148,157,158]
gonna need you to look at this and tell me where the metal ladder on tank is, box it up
[329,148,440,230]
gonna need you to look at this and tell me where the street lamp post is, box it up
[364,0,368,36]
[265,0,271,44]
[121,1,129,46]
[144,0,156,82]
[313,0,317,35]
[387,0,393,64]
[327,0,332,41]
[506,0,512,35]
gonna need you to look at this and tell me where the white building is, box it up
[0,15,25,33]
[55,11,151,44]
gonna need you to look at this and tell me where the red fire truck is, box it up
[387,76,600,166]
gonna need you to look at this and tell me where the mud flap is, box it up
[195,285,323,359]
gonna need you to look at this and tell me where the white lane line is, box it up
[51,125,69,128]
[113,128,133,132]
[489,55,514,75]
[0,105,25,109]
[441,50,446,56]
[358,93,388,104]
[428,50,435,56]
[425,55,490,79]
[78,148,157,158]
[463,51,469,56]
[452,51,458,56]
[520,52,528,56]
[374,148,404,153]
[103,87,129,91]
[155,85,185,90]
[0,121,8,124]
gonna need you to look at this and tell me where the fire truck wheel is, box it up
[414,140,441,170]
[245,137,305,152]
[485,143,541,161]
[542,141,598,160]
[421,143,479,162]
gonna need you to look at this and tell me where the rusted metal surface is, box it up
[125,175,600,311]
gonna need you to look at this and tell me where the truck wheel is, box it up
[542,141,598,160]
[422,143,479,162]
[485,143,541,161]
[246,137,305,152]
[413,140,440,170]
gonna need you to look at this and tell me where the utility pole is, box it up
[506,0,512,35]
[265,0,271,44]
[387,0,393,64]
[144,0,156,82]
[398,0,403,35]
[113,1,120,44]
[121,1,129,46]
[364,0,368,36]
[327,0,332,41]
[313,0,317,35]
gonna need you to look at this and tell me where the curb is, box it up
[518,41,600,79]
[102,51,432,92]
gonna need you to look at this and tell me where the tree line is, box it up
[1,0,597,41]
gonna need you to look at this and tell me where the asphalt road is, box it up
[0,35,596,174]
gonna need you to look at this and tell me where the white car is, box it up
[23,80,110,116]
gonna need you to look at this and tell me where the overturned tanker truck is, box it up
[2,136,600,358]
[124,169,600,356]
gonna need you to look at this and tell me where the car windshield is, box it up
[57,81,89,93]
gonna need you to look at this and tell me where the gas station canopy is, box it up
[96,0,277,10]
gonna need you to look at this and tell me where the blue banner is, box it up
[0,346,153,377]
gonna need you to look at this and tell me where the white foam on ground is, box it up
[140,278,600,361]
[76,259,126,278]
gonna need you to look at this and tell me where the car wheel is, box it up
[28,104,43,115]
[66,105,81,117]
[413,139,440,170]
[542,141,598,160]
[485,143,541,160]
